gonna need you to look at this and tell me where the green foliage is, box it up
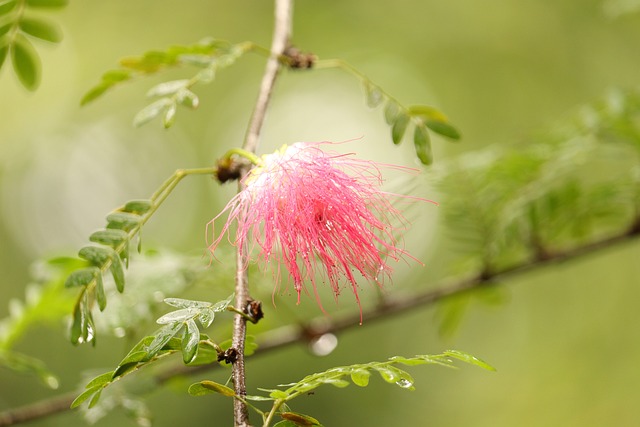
[80,38,253,128]
[0,0,67,90]
[72,294,234,409]
[431,88,640,335]
[363,80,460,166]
[313,59,459,165]
[65,199,155,345]
[0,257,81,387]
[63,167,216,346]
[188,351,493,427]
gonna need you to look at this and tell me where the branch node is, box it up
[282,45,316,69]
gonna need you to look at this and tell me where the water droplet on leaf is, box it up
[396,379,414,389]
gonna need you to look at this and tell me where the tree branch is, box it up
[232,0,293,425]
[1,227,637,427]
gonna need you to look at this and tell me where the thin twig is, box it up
[2,228,637,427]
[232,0,293,425]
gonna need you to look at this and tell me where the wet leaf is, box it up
[146,79,189,97]
[89,229,128,248]
[349,369,370,387]
[65,267,100,288]
[106,212,141,232]
[181,319,200,364]
[146,322,183,357]
[162,101,177,128]
[133,98,172,127]
[156,308,197,324]
[78,245,114,266]
[444,350,496,371]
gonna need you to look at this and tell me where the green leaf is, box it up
[156,308,196,324]
[89,229,129,247]
[181,319,200,364]
[80,70,132,105]
[70,297,95,345]
[319,377,350,388]
[133,98,172,127]
[0,0,17,15]
[426,120,461,140]
[364,81,384,108]
[198,308,215,328]
[0,45,7,71]
[0,22,12,37]
[78,245,114,266]
[188,341,218,366]
[211,293,235,312]
[11,34,40,91]
[95,272,107,311]
[18,17,62,43]
[118,350,149,367]
[443,350,496,371]
[146,79,189,97]
[374,365,402,383]
[413,123,433,165]
[122,199,153,215]
[269,390,290,399]
[388,356,428,366]
[176,88,199,109]
[391,112,410,145]
[85,371,115,389]
[164,298,212,309]
[64,267,100,288]
[188,380,235,397]
[162,101,177,128]
[407,105,449,122]
[88,388,103,409]
[146,322,183,357]
[280,412,322,426]
[273,421,300,427]
[349,369,370,387]
[384,100,401,125]
[25,0,68,8]
[106,212,141,232]
[70,386,101,409]
[109,252,125,293]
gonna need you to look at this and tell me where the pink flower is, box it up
[208,142,430,319]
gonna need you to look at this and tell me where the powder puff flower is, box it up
[208,142,430,318]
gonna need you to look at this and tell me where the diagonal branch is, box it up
[1,227,637,427]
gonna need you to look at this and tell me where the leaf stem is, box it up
[263,399,285,427]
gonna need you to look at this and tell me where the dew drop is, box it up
[396,379,413,389]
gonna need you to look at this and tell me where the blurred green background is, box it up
[1,0,640,425]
